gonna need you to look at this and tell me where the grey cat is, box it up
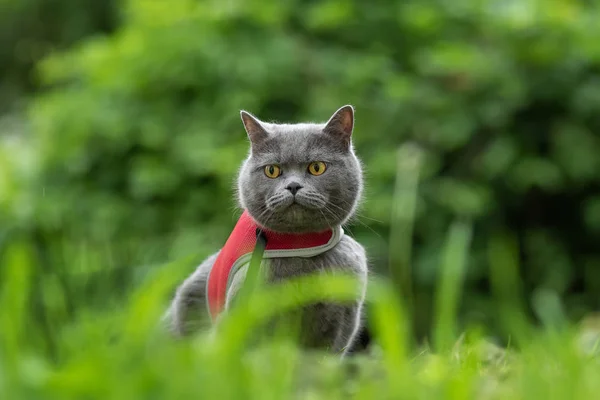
[165,105,368,355]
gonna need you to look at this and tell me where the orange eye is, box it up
[307,161,327,176]
[264,164,282,178]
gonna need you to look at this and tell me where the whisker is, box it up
[324,200,383,240]
[317,209,332,229]
[322,205,355,237]
[329,196,385,224]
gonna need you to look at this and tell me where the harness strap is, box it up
[206,211,343,322]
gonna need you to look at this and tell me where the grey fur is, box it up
[166,105,368,355]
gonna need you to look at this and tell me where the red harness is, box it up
[206,210,342,321]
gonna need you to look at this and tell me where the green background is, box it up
[2,0,600,346]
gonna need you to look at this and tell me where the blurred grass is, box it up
[2,158,600,400]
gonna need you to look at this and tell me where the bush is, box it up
[0,0,117,112]
[7,0,600,339]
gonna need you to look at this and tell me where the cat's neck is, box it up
[245,210,338,236]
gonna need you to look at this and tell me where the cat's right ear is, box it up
[324,105,354,149]
[240,111,268,144]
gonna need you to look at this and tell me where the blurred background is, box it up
[1,0,600,350]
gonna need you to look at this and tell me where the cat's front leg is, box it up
[165,251,219,336]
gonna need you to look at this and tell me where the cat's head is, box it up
[236,105,363,233]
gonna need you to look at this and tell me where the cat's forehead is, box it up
[251,123,345,163]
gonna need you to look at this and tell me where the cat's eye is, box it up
[307,161,327,176]
[264,164,282,178]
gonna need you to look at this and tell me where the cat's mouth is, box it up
[292,197,325,210]
[289,200,306,208]
[266,192,327,213]
[282,200,309,211]
[260,193,335,232]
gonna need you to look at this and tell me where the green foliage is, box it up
[0,0,117,112]
[3,0,600,340]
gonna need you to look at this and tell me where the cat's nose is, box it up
[285,182,303,195]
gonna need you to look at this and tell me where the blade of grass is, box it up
[0,235,35,391]
[433,219,473,353]
[488,230,532,347]
[229,229,267,312]
[389,143,423,339]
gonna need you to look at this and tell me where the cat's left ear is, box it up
[324,105,354,149]
[240,110,268,144]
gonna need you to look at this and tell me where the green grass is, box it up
[2,233,600,400]
[2,151,600,399]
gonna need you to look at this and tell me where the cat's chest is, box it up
[266,254,332,282]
